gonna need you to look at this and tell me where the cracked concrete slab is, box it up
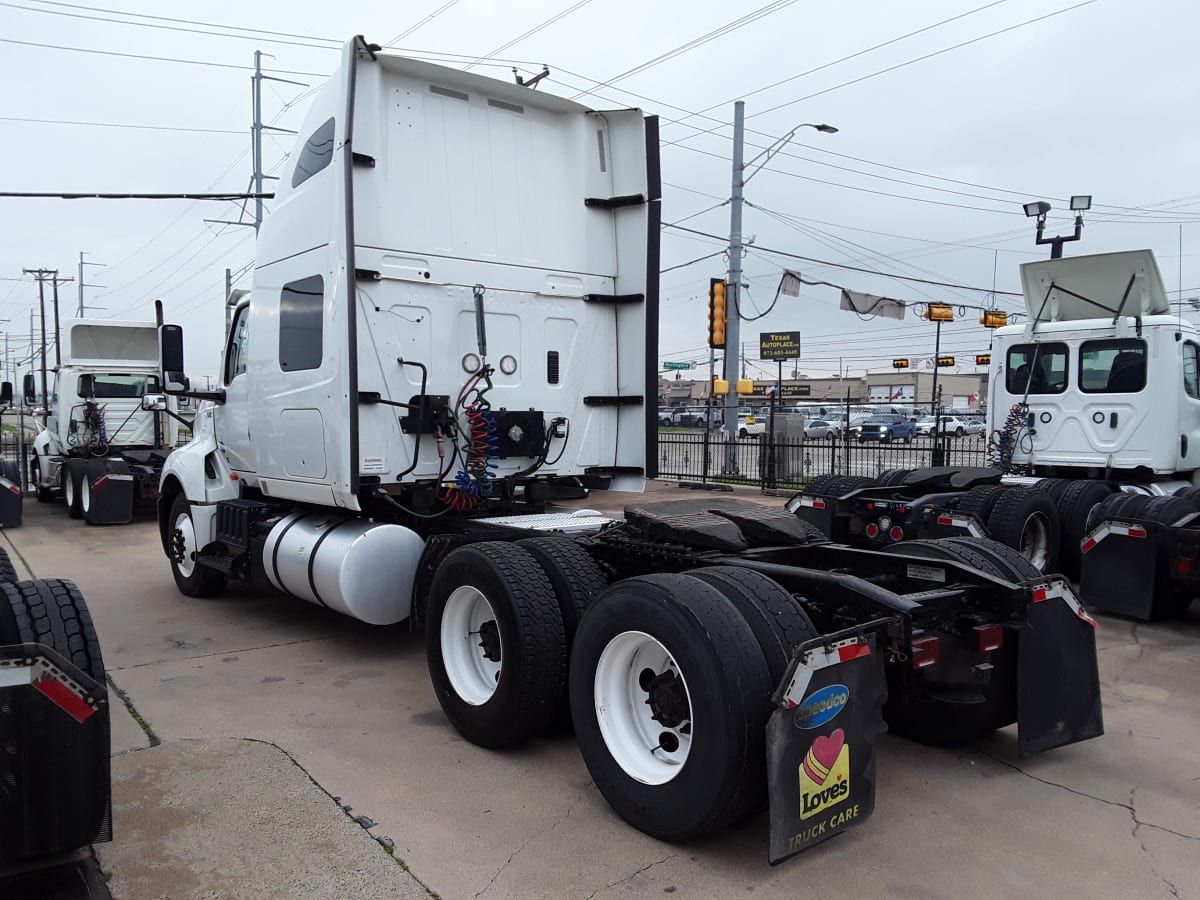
[8,490,1200,899]
[95,738,430,900]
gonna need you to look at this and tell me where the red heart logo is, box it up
[811,728,845,771]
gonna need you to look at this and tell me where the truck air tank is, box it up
[262,513,424,625]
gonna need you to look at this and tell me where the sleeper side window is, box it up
[279,276,324,372]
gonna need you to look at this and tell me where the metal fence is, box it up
[656,430,989,490]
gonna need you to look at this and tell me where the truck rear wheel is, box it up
[985,488,1060,574]
[0,578,105,681]
[801,474,839,495]
[1085,492,1152,531]
[427,542,565,748]
[953,485,1005,523]
[0,546,18,585]
[32,454,53,503]
[687,566,818,686]
[877,468,913,487]
[168,493,227,597]
[569,573,772,841]
[1056,480,1117,577]
[62,459,83,519]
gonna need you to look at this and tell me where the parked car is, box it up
[658,407,677,426]
[936,416,971,437]
[857,414,916,443]
[804,419,839,440]
[913,415,939,437]
[845,413,874,438]
[961,417,987,437]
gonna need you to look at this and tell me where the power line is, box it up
[0,36,327,76]
[664,223,1023,295]
[464,0,595,71]
[0,115,244,135]
[385,0,465,47]
[0,192,274,200]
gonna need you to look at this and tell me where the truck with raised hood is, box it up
[152,36,1103,864]
[29,318,179,525]
[791,248,1200,620]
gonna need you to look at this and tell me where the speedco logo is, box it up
[794,684,849,730]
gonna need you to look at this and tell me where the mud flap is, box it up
[1017,588,1104,757]
[767,622,889,865]
[1079,521,1157,619]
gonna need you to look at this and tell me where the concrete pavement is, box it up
[4,482,1199,899]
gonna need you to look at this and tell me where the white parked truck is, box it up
[155,37,1102,863]
[30,319,179,525]
[793,248,1200,619]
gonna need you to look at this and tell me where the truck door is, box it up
[215,305,254,475]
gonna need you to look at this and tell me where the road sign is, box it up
[760,331,801,361]
[663,361,692,371]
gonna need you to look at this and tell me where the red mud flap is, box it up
[1017,581,1103,757]
[766,620,890,865]
[0,642,111,863]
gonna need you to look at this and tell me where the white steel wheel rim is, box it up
[594,631,693,786]
[81,478,90,512]
[64,472,74,507]
[1020,512,1052,570]
[441,585,502,706]
[173,511,197,577]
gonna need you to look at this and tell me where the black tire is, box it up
[953,485,1006,522]
[687,567,818,686]
[883,537,1032,582]
[955,427,964,437]
[940,537,1041,582]
[32,454,53,502]
[0,546,17,584]
[62,459,83,519]
[0,460,18,485]
[1034,478,1073,502]
[427,542,565,748]
[1173,485,1200,504]
[570,574,772,840]
[1055,480,1118,577]
[1141,495,1198,527]
[904,434,913,444]
[167,493,227,597]
[1086,492,1152,532]
[824,475,875,497]
[0,578,104,682]
[986,487,1061,574]
[802,474,840,495]
[877,468,913,488]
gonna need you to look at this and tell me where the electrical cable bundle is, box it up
[987,402,1027,472]
[437,366,499,511]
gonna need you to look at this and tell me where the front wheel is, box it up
[168,493,227,597]
[62,459,83,519]
[32,454,54,502]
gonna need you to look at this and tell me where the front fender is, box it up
[160,431,240,506]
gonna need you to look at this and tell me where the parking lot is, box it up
[6,488,1199,899]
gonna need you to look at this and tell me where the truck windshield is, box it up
[1079,339,1146,393]
[78,373,160,399]
[1006,343,1068,394]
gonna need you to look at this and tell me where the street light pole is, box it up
[722,105,837,474]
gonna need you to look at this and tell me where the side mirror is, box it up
[141,393,168,412]
[0,382,11,407]
[22,373,35,406]
[159,323,189,394]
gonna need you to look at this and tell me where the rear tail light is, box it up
[973,623,1004,653]
[890,526,904,541]
[911,635,940,669]
[1177,557,1193,575]
[865,523,879,538]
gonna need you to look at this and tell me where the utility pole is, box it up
[225,267,233,333]
[721,101,747,473]
[23,268,51,425]
[50,272,72,368]
[77,252,106,317]
[252,50,265,233]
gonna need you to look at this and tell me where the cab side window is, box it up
[225,307,250,385]
[1185,342,1200,399]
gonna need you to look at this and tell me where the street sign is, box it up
[663,361,692,371]
[760,331,801,361]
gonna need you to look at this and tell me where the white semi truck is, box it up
[29,319,179,525]
[794,248,1200,620]
[154,37,1102,863]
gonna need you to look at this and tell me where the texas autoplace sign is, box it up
[760,331,801,361]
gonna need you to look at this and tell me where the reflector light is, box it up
[1080,538,1097,554]
[911,636,940,669]
[866,502,874,511]
[937,515,954,526]
[1128,526,1147,538]
[973,624,1004,653]
[7,485,18,495]
[813,498,825,509]
[898,506,907,515]
[1033,587,1048,603]
[838,643,872,662]
[865,523,879,538]
[1178,558,1193,575]
[890,526,904,541]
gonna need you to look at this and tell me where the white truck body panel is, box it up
[212,43,656,509]
[990,250,1200,476]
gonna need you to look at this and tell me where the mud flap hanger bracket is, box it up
[773,616,901,709]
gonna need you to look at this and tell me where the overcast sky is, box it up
[2,0,1197,382]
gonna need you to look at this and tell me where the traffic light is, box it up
[979,310,1008,328]
[892,358,909,369]
[937,356,955,367]
[976,354,992,366]
[708,278,728,349]
[925,303,954,322]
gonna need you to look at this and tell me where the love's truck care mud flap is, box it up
[766,621,889,865]
[1017,584,1104,757]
